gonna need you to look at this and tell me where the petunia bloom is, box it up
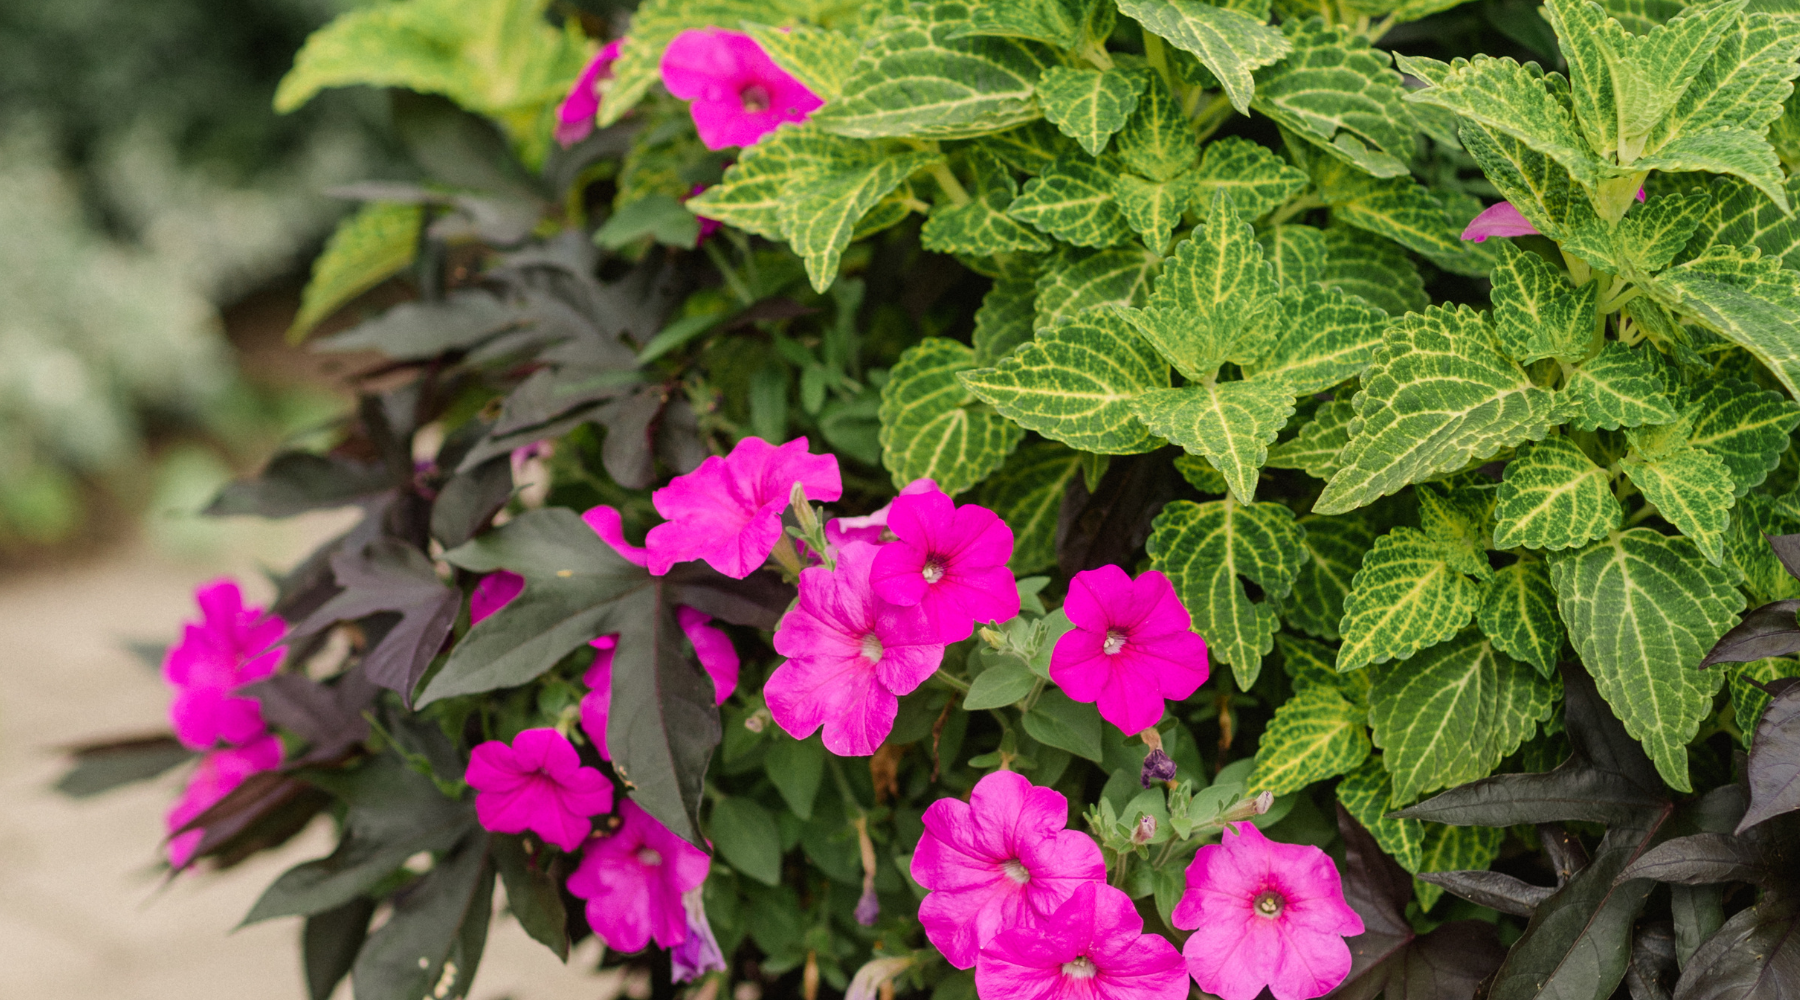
[166,735,283,868]
[659,29,823,150]
[645,435,841,579]
[826,477,939,551]
[766,541,944,756]
[975,881,1188,1000]
[583,505,651,567]
[163,579,287,750]
[1461,189,1647,242]
[1049,565,1209,736]
[1173,821,1365,1000]
[580,635,618,760]
[870,488,1019,643]
[567,799,711,953]
[465,728,615,852]
[911,769,1107,969]
[670,887,728,982]
[470,571,525,625]
[678,605,739,704]
[556,40,622,147]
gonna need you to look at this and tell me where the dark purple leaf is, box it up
[429,455,513,549]
[172,771,332,869]
[1541,823,1590,886]
[1671,894,1800,1000]
[205,452,394,518]
[291,539,460,705]
[54,733,193,798]
[1414,869,1553,916]
[1057,449,1183,576]
[1625,921,1678,1000]
[303,896,375,1000]
[491,834,569,960]
[310,290,526,360]
[1740,681,1800,834]
[1767,533,1800,583]
[349,828,494,1000]
[1700,600,1800,666]
[1617,833,1772,887]
[241,668,379,765]
[596,384,668,489]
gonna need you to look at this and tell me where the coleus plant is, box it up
[55,0,1800,997]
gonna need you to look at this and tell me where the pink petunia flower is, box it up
[465,728,615,852]
[1172,821,1365,1000]
[659,29,823,150]
[582,505,651,567]
[165,735,283,869]
[766,541,944,756]
[556,40,622,148]
[678,605,739,704]
[470,571,525,625]
[1461,189,1647,242]
[869,488,1019,643]
[1049,565,1209,736]
[567,799,711,952]
[911,770,1107,969]
[163,579,287,750]
[580,635,618,761]
[645,436,841,579]
[825,477,940,551]
[975,881,1189,1000]
[670,886,728,982]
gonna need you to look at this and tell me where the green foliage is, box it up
[290,203,423,342]
[879,338,1024,493]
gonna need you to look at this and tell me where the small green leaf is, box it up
[1395,53,1603,191]
[782,147,942,292]
[1037,66,1147,156]
[1555,341,1680,432]
[1684,377,1800,496]
[977,442,1086,573]
[290,203,422,342]
[1644,243,1800,398]
[1687,174,1800,268]
[685,125,819,240]
[1549,528,1745,791]
[980,118,1079,175]
[1313,156,1490,278]
[879,338,1025,495]
[709,797,784,886]
[1287,512,1378,641]
[594,193,701,249]
[1191,137,1310,222]
[1249,283,1391,395]
[922,148,1054,256]
[1114,172,1197,249]
[1175,454,1230,494]
[1478,559,1566,677]
[1113,73,1199,182]
[743,23,859,102]
[1339,756,1424,870]
[1414,824,1504,910]
[960,308,1169,454]
[764,738,825,821]
[1253,20,1416,179]
[1456,120,1603,244]
[1337,527,1484,673]
[1489,242,1598,366]
[1008,150,1136,247]
[1277,632,1358,697]
[974,270,1040,365]
[1131,377,1296,504]
[1117,0,1291,113]
[1034,245,1161,330]
[1251,686,1371,796]
[1257,225,1328,290]
[1622,436,1737,564]
[1148,496,1307,689]
[1266,398,1354,481]
[1493,435,1623,552]
[965,661,1039,709]
[1320,227,1427,316]
[1615,191,1711,275]
[1726,492,1800,605]
[1024,688,1105,761]
[958,0,1104,48]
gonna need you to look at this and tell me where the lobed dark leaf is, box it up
[1617,833,1772,888]
[54,734,193,799]
[174,771,332,869]
[205,452,394,519]
[1672,894,1800,1000]
[303,896,376,1000]
[311,290,527,360]
[349,828,494,1000]
[242,667,378,765]
[292,539,460,705]
[1414,869,1553,917]
[1699,600,1800,667]
[1740,681,1800,834]
[1768,533,1800,583]
[429,456,513,550]
[491,834,569,961]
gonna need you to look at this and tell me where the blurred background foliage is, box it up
[0,0,410,552]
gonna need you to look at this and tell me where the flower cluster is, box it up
[160,579,288,868]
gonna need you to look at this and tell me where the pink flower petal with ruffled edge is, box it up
[645,436,840,579]
[465,728,613,851]
[470,571,525,625]
[556,40,621,148]
[163,579,287,749]
[582,505,651,567]
[1049,566,1208,736]
[870,488,1019,643]
[677,606,738,704]
[581,636,618,760]
[567,799,710,952]
[166,735,283,868]
[659,30,822,150]
[975,881,1188,1000]
[825,477,939,551]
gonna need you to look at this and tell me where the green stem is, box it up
[926,160,971,207]
[1143,33,1180,102]
[934,668,971,693]
[1192,93,1234,142]
[703,238,755,306]
[825,754,866,815]
[1264,193,1325,228]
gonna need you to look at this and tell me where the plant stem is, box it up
[934,668,971,693]
[926,160,971,207]
[703,238,755,306]
[1143,32,1180,102]
[1192,93,1234,142]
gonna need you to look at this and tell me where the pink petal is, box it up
[1460,201,1540,242]
[582,505,651,567]
[870,538,932,606]
[555,42,619,148]
[677,605,739,704]
[470,571,525,625]
[660,30,823,150]
[1063,565,1131,633]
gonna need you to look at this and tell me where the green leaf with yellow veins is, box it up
[1489,242,1598,366]
[979,119,1077,174]
[1252,20,1415,178]
[1339,756,1425,869]
[1320,227,1427,316]
[688,124,829,240]
[1729,656,1800,741]
[1549,528,1743,791]
[1267,398,1354,481]
[1457,121,1607,244]
[1646,12,1800,158]
[1642,243,1800,398]
[1337,528,1484,673]
[1175,454,1230,494]
[1556,341,1681,432]
[958,0,1105,47]
[1287,512,1377,641]
[1116,0,1291,113]
[976,441,1086,573]
[1724,492,1800,605]
[1113,73,1199,182]
[1114,172,1197,250]
[1478,559,1566,677]
[812,1,1056,140]
[1312,156,1491,278]
[960,307,1169,454]
[1636,128,1791,213]
[1248,284,1391,396]
[782,149,942,292]
[1131,376,1296,504]
[1317,306,1559,515]
[1037,66,1148,157]
[974,271,1039,365]
[1279,633,1361,696]
[743,23,858,101]
[1251,686,1371,796]
[1417,487,1497,581]
[1121,190,1279,381]
[1369,630,1557,802]
[1034,245,1161,330]
[1190,137,1310,222]
[921,148,1053,256]
[1493,435,1623,551]
[1257,225,1327,290]
[1617,191,1711,274]
[1396,54,1605,191]
[289,202,422,342]
[879,338,1025,495]
[1685,378,1800,496]
[1686,176,1800,269]
[1008,151,1136,248]
[1414,824,1505,910]
[1622,437,1737,564]
[595,0,775,127]
[1147,496,1307,689]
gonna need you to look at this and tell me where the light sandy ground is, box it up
[0,510,621,1000]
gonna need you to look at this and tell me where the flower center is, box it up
[1061,956,1098,980]
[1000,858,1031,884]
[860,633,884,664]
[739,84,772,113]
[1103,630,1127,655]
[1253,889,1285,918]
[637,848,664,867]
[922,559,945,584]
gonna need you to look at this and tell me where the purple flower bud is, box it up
[1131,814,1157,846]
[1224,790,1275,822]
[854,886,880,927]
[1140,748,1178,788]
[670,887,727,983]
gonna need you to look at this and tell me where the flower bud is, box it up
[1139,748,1178,788]
[854,886,880,927]
[1224,790,1275,823]
[1131,813,1157,846]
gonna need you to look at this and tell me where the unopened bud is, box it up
[1224,790,1275,823]
[790,481,821,535]
[1139,749,1178,788]
[744,709,768,733]
[854,887,880,927]
[1131,814,1157,846]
